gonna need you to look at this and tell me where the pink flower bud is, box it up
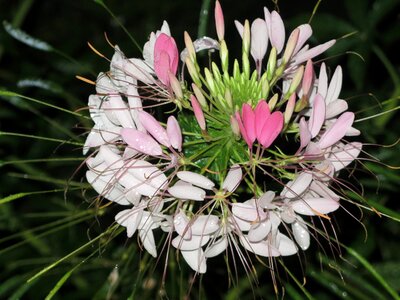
[190,95,206,130]
[302,60,314,96]
[167,116,182,151]
[215,0,225,41]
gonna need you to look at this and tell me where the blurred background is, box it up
[0,0,399,299]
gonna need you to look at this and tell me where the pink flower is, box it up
[235,100,284,149]
[154,33,179,86]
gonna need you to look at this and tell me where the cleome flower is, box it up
[82,0,363,276]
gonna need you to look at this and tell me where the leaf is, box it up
[3,20,53,51]
[345,246,400,300]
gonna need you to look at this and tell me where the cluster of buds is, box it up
[83,1,362,273]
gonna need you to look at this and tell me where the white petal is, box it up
[325,66,342,105]
[205,237,228,258]
[115,209,142,237]
[281,172,313,199]
[258,191,276,209]
[248,220,272,242]
[326,99,348,119]
[139,229,157,257]
[292,219,310,250]
[176,171,215,190]
[174,210,192,239]
[239,235,280,257]
[222,164,242,192]
[277,232,298,256]
[232,203,258,222]
[191,215,220,235]
[181,249,207,273]
[291,197,340,216]
[172,235,210,251]
[329,142,362,171]
[168,184,206,201]
[127,160,168,190]
[86,171,130,205]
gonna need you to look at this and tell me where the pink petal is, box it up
[302,59,314,96]
[138,110,170,147]
[294,40,336,65]
[326,99,348,119]
[251,18,268,62]
[293,24,313,55]
[325,66,342,105]
[235,111,252,148]
[214,0,225,41]
[317,63,328,98]
[318,112,355,149]
[242,104,256,145]
[298,117,311,152]
[154,33,179,85]
[121,128,163,156]
[166,116,182,151]
[291,197,340,216]
[154,51,171,86]
[258,111,284,148]
[255,100,271,140]
[177,171,215,190]
[308,93,326,138]
[269,11,285,54]
[191,95,206,130]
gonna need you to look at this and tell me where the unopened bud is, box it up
[185,57,201,87]
[287,65,304,95]
[266,47,277,80]
[168,71,183,99]
[184,31,196,62]
[192,83,208,109]
[282,28,300,65]
[268,93,279,111]
[230,115,241,138]
[284,93,296,124]
[219,40,229,74]
[215,0,225,41]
